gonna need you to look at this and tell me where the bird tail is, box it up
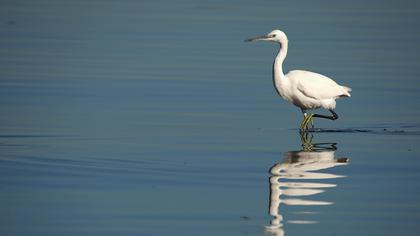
[341,86,352,97]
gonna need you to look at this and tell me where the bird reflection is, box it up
[266,132,349,235]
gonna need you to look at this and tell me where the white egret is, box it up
[246,29,352,131]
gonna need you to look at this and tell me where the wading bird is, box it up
[246,29,351,131]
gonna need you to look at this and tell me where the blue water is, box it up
[1,0,420,235]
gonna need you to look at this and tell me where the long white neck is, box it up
[272,41,288,96]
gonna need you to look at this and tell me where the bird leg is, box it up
[308,115,315,129]
[313,109,339,120]
[304,114,314,130]
[300,113,314,131]
[300,110,338,131]
[299,115,307,131]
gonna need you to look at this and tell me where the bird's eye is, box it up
[272,34,276,37]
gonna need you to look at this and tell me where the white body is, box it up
[259,30,352,111]
[275,69,351,110]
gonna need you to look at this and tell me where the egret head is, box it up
[245,29,288,44]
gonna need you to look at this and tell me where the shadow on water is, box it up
[265,132,349,235]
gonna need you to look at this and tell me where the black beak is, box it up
[244,35,270,42]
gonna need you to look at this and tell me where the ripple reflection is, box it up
[266,133,349,235]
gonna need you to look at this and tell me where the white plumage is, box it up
[284,70,351,110]
[246,29,352,130]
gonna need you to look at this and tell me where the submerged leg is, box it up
[299,131,337,150]
[299,131,314,150]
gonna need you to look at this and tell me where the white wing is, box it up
[286,70,351,100]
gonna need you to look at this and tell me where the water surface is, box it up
[1,0,420,235]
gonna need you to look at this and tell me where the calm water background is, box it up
[1,0,420,235]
